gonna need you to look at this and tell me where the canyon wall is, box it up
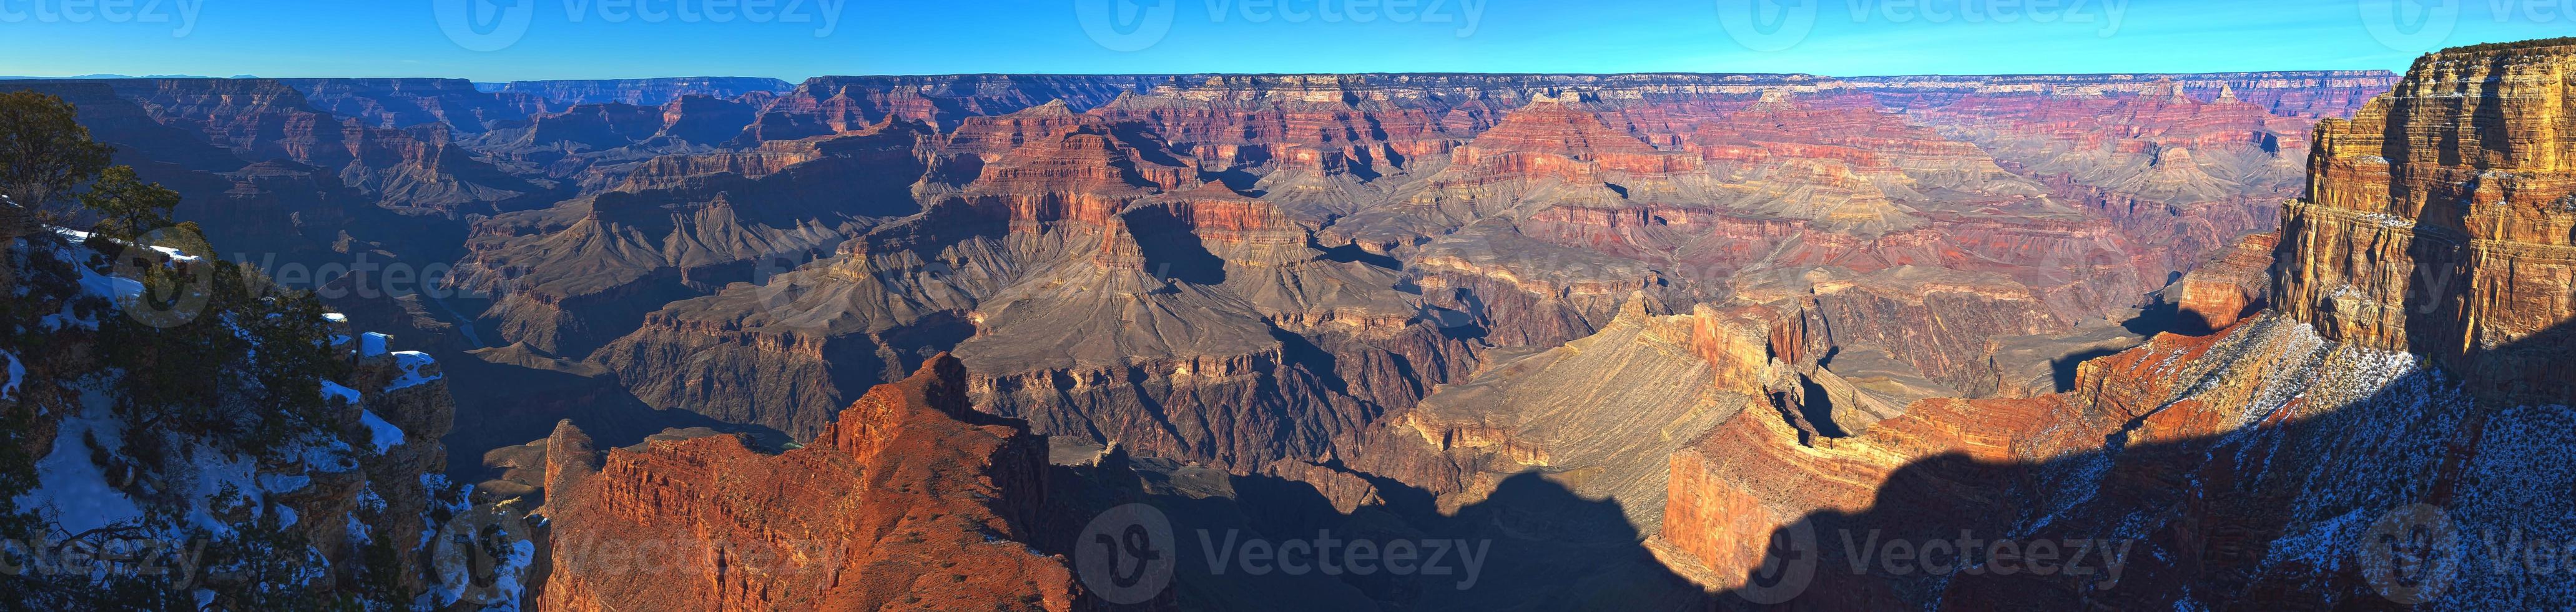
[1654,39,2576,609]
[2278,38,2576,404]
[535,355,1084,611]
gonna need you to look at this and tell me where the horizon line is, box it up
[0,67,2409,85]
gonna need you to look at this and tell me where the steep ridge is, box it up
[2279,37,2576,404]
[533,355,1083,611]
[455,119,932,357]
[1643,39,2576,609]
[1375,297,1757,529]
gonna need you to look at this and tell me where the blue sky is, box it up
[0,0,2565,81]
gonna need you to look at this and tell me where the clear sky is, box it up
[0,0,2565,81]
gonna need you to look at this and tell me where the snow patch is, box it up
[39,259,144,330]
[52,227,200,262]
[387,351,441,391]
[14,405,144,536]
[360,409,406,453]
[1,349,21,400]
[319,380,361,406]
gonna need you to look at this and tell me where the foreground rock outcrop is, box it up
[535,355,1084,611]
[2278,37,2576,405]
[1,225,494,608]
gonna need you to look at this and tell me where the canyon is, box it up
[5,41,2569,608]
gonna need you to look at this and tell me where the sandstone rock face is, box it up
[1379,296,1758,530]
[2176,231,2280,331]
[1656,308,2576,608]
[536,355,1083,611]
[2278,38,2576,404]
[1643,39,2576,609]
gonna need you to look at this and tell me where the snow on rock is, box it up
[52,227,201,262]
[1,349,21,401]
[39,259,144,331]
[387,351,442,391]
[322,312,348,323]
[360,409,406,453]
[15,402,144,536]
[320,380,361,406]
[360,332,391,357]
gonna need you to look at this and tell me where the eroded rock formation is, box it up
[1649,38,2576,609]
[535,355,1084,611]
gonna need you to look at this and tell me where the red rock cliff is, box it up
[2278,37,2576,403]
[536,355,1083,611]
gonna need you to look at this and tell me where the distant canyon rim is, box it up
[3,37,2571,609]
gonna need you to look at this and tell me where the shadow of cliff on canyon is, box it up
[1715,317,2576,610]
[1048,458,1715,611]
[437,347,790,484]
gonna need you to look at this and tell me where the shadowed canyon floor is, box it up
[9,40,2574,608]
